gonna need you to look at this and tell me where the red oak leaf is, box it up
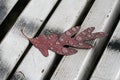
[21,26,107,57]
[21,29,77,57]
[59,26,107,49]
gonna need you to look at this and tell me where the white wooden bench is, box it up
[0,0,18,24]
[0,0,120,80]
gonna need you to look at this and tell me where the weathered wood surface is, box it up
[90,20,120,80]
[0,0,58,79]
[0,0,18,24]
[13,0,93,80]
[51,0,120,80]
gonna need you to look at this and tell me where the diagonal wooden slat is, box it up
[0,0,18,24]
[115,67,120,80]
[12,0,93,80]
[50,0,120,80]
[0,0,58,80]
[90,20,120,80]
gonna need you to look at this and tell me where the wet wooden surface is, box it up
[0,0,120,80]
[0,0,18,24]
[0,0,58,79]
[90,20,120,80]
[51,0,120,80]
[13,0,93,80]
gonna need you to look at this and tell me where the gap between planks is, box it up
[12,0,96,80]
[7,0,62,80]
[0,0,59,80]
[50,0,120,80]
[0,0,30,43]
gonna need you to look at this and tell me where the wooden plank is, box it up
[90,20,120,80]
[0,0,58,80]
[115,68,120,80]
[51,0,120,80]
[0,0,18,24]
[13,0,93,80]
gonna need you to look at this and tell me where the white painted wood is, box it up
[90,20,120,80]
[0,0,58,80]
[14,0,93,80]
[115,68,120,80]
[51,0,120,80]
[0,0,18,24]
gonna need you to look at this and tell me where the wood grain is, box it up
[14,0,93,80]
[0,0,18,24]
[0,0,58,79]
[50,0,120,80]
[90,20,120,80]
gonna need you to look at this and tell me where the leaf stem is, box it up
[21,29,30,40]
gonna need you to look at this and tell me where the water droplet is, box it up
[62,48,68,53]
[88,30,91,33]
[36,37,38,39]
[56,41,60,44]
[72,27,76,31]
[50,47,53,50]
[82,32,86,35]
[79,43,83,46]
[69,40,73,45]
[76,36,82,41]
[66,31,71,36]
[35,44,38,46]
[76,26,80,29]
[50,43,53,46]
[60,38,64,42]
[87,35,91,37]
